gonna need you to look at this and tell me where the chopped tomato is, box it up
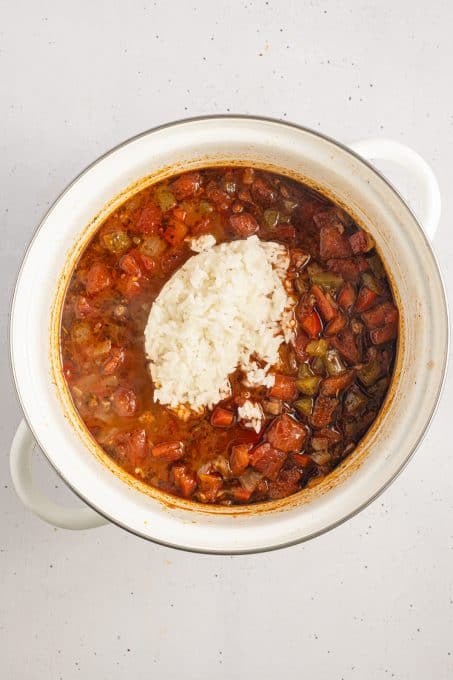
[151,441,185,462]
[320,369,355,396]
[269,374,298,401]
[229,212,259,237]
[173,465,197,497]
[211,407,235,428]
[325,312,346,336]
[266,414,307,453]
[337,282,356,310]
[230,444,250,476]
[249,443,287,480]
[116,274,145,298]
[312,285,337,322]
[355,286,379,313]
[171,172,202,200]
[85,263,112,295]
[293,331,310,361]
[112,386,137,417]
[197,472,222,502]
[120,252,142,278]
[251,177,277,206]
[300,309,322,338]
[134,203,162,234]
[163,220,188,247]
[102,347,126,375]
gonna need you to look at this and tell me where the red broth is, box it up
[60,167,398,505]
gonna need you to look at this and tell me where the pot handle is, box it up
[349,138,441,241]
[10,420,108,530]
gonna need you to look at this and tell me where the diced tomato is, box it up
[277,224,297,240]
[102,347,126,375]
[172,206,187,222]
[337,282,356,310]
[138,253,157,273]
[327,257,368,282]
[74,295,97,319]
[229,212,259,237]
[269,374,298,401]
[300,309,322,338]
[116,274,145,298]
[355,286,379,313]
[349,230,374,254]
[320,369,355,396]
[112,386,137,417]
[173,465,197,498]
[228,486,253,502]
[211,406,235,428]
[312,285,337,322]
[230,444,250,476]
[206,186,231,211]
[163,220,188,247]
[151,441,185,462]
[134,202,162,234]
[310,395,339,428]
[171,172,202,200]
[370,321,398,345]
[266,414,307,453]
[331,328,361,364]
[268,468,301,499]
[114,429,147,467]
[293,331,310,361]
[361,301,398,329]
[120,252,142,277]
[85,263,112,295]
[319,225,352,259]
[249,443,287,480]
[325,312,346,336]
[197,472,222,502]
[251,177,277,206]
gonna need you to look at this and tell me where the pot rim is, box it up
[9,114,450,554]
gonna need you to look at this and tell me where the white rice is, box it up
[237,400,265,433]
[145,235,295,412]
[189,233,217,252]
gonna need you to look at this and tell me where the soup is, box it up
[60,167,398,505]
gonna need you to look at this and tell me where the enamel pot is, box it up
[9,116,448,553]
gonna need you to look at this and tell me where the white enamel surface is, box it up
[10,117,448,553]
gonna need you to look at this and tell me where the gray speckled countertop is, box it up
[1,1,452,678]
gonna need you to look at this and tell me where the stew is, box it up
[60,166,398,505]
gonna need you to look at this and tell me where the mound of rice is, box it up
[145,235,295,412]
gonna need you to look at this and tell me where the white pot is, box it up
[9,116,448,553]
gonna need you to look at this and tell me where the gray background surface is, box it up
[1,1,452,678]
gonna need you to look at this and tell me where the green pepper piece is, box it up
[296,375,321,396]
[294,397,314,417]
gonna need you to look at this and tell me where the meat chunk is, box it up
[134,202,162,234]
[249,443,287,480]
[327,257,368,282]
[112,386,137,417]
[355,286,379,313]
[361,301,398,329]
[229,212,259,237]
[319,225,353,259]
[310,396,339,429]
[320,369,355,396]
[251,177,277,206]
[337,282,356,311]
[349,229,374,254]
[330,328,361,365]
[85,263,112,295]
[266,414,307,453]
[268,468,302,499]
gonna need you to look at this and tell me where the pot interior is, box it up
[11,117,448,552]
